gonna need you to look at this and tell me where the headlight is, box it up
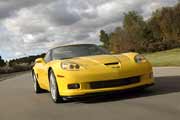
[134,54,146,63]
[61,62,80,70]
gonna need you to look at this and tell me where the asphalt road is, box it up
[0,67,180,120]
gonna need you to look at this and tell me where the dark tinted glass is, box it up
[52,44,109,60]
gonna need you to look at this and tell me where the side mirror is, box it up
[35,58,44,63]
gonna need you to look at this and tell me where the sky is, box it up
[0,0,178,60]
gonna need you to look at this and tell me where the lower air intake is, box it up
[90,76,140,89]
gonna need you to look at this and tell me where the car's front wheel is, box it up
[49,70,65,103]
[32,72,44,93]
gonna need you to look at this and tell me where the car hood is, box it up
[66,54,130,66]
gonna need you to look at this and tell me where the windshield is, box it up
[52,44,110,60]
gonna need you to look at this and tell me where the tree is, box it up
[0,56,6,67]
[147,3,180,51]
[99,30,110,49]
[123,11,148,51]
[109,27,135,53]
[100,3,180,53]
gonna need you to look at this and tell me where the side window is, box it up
[44,51,52,63]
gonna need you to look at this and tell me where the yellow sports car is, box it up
[32,44,154,103]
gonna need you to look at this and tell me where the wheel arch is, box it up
[48,67,54,83]
[32,68,38,79]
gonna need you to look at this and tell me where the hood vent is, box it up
[104,62,119,66]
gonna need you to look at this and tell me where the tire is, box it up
[49,70,65,103]
[32,71,44,93]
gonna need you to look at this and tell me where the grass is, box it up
[144,48,180,66]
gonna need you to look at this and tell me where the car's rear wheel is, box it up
[32,72,44,93]
[49,70,65,103]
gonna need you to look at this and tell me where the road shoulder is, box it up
[0,71,30,82]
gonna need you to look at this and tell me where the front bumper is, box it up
[55,60,154,96]
[64,83,154,98]
[57,72,154,97]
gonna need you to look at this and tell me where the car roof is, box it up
[50,44,96,51]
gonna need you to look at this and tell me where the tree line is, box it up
[0,54,45,74]
[100,3,180,53]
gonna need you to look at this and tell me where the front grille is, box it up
[90,76,140,89]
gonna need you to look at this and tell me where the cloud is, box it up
[0,0,52,19]
[44,1,81,26]
[0,0,179,59]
